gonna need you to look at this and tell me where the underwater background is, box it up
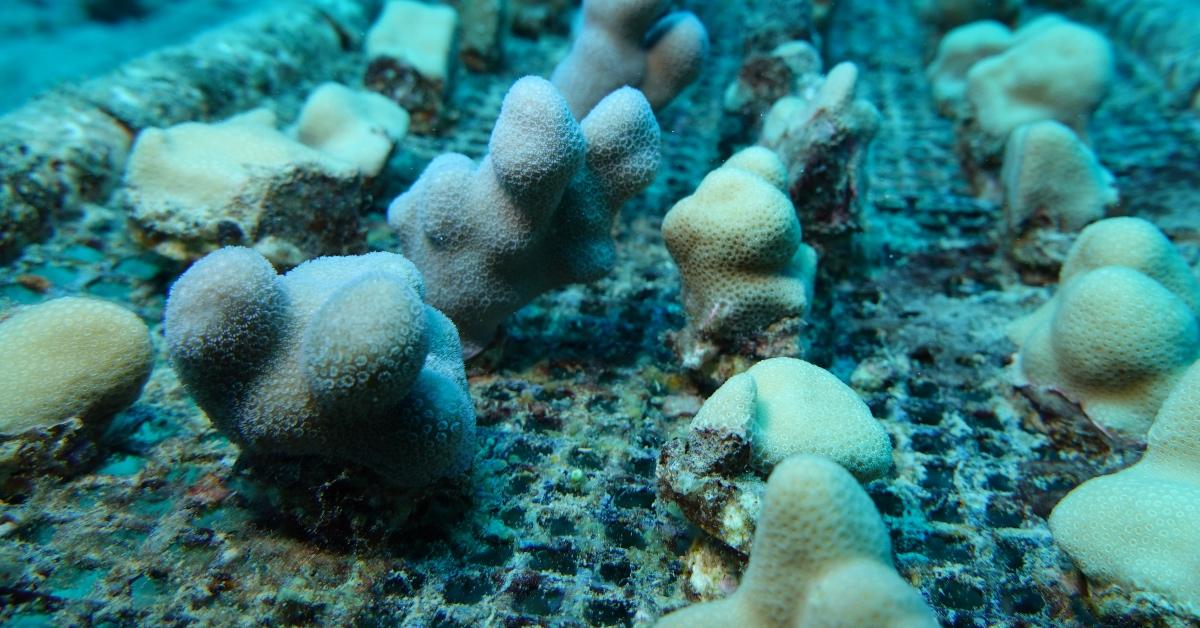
[1,0,1199,626]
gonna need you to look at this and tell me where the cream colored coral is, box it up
[291,82,410,177]
[926,20,1014,116]
[1001,119,1117,244]
[965,15,1113,144]
[124,108,361,263]
[1049,360,1200,612]
[0,297,153,434]
[366,1,459,81]
[128,109,346,215]
[656,455,937,628]
[1009,218,1200,436]
[695,357,892,480]
[663,148,817,340]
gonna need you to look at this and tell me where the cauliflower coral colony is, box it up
[1,0,1199,625]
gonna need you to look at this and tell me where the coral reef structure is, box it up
[1049,360,1200,613]
[446,0,504,71]
[164,246,475,487]
[759,62,879,272]
[657,357,891,551]
[0,297,153,492]
[5,0,1200,625]
[390,76,659,355]
[1009,217,1200,437]
[926,20,1014,117]
[962,15,1114,162]
[0,0,374,262]
[550,0,709,118]
[656,455,938,627]
[722,40,825,146]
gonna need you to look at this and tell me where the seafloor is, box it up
[1,0,1199,626]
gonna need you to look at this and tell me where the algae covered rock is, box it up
[165,247,475,488]
[123,109,366,267]
[0,297,153,490]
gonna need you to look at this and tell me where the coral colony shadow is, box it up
[2,0,1200,625]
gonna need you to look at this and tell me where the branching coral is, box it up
[165,246,475,487]
[550,0,709,118]
[389,76,660,355]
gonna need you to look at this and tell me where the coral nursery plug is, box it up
[1050,360,1200,612]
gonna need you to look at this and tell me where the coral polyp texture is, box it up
[656,455,938,628]
[164,246,475,487]
[1009,217,1200,437]
[663,147,817,346]
[550,0,709,118]
[657,357,892,552]
[0,297,152,435]
[389,76,659,355]
[9,0,1200,625]
[1049,360,1200,615]
[1000,119,1118,277]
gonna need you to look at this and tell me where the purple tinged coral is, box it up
[551,0,709,118]
[389,76,660,355]
[164,246,475,487]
